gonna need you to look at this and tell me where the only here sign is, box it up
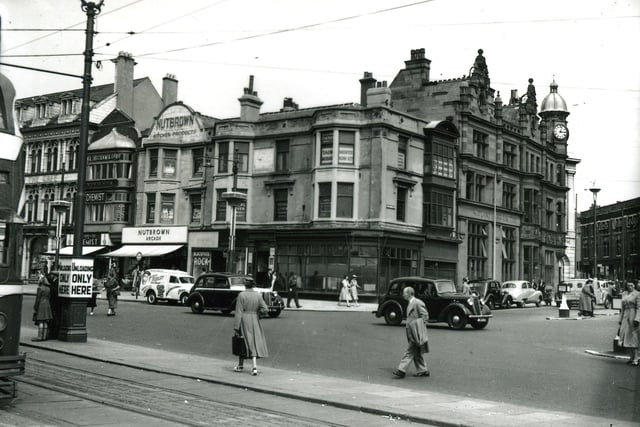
[58,258,94,298]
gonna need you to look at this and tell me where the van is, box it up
[139,269,195,305]
[555,279,585,308]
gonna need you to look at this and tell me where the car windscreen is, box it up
[180,277,194,283]
[435,281,456,293]
[469,283,486,293]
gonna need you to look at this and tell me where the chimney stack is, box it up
[404,48,431,82]
[366,81,391,108]
[111,51,136,118]
[280,97,299,112]
[162,74,178,105]
[238,75,263,122]
[509,89,519,105]
[359,72,377,107]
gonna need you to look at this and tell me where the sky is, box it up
[1,0,638,213]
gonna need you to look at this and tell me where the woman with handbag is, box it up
[104,261,120,316]
[32,269,53,341]
[618,281,640,366]
[233,279,269,376]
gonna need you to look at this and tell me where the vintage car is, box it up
[140,269,195,305]
[374,277,492,330]
[501,280,543,308]
[186,272,285,317]
[468,279,504,310]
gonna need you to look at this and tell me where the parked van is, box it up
[139,269,195,305]
[555,279,584,308]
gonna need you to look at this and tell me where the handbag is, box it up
[232,334,247,357]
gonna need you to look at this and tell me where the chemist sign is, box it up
[57,258,94,298]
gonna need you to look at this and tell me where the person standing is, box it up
[104,261,120,316]
[233,279,269,375]
[618,281,640,365]
[461,277,471,295]
[349,275,361,306]
[130,253,144,299]
[87,277,101,316]
[287,273,302,308]
[579,279,596,317]
[32,269,53,341]
[45,264,60,340]
[393,286,430,378]
[339,274,351,307]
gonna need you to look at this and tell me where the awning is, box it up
[44,246,106,256]
[100,244,183,258]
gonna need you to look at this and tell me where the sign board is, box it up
[57,258,93,298]
[147,104,207,143]
[122,226,188,244]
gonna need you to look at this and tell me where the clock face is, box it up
[553,124,568,140]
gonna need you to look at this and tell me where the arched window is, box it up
[68,142,78,170]
[42,194,50,224]
[30,150,38,173]
[27,196,34,223]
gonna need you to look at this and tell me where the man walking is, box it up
[287,273,302,309]
[393,286,430,378]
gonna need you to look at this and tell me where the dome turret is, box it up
[89,128,136,151]
[540,79,568,114]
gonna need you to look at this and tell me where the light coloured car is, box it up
[555,279,584,308]
[500,280,543,308]
[139,269,195,305]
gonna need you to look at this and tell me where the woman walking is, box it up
[339,274,351,307]
[233,279,269,376]
[32,269,53,341]
[104,261,120,316]
[87,277,101,316]
[618,281,640,366]
[349,275,361,306]
[579,279,596,317]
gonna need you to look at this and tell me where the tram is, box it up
[0,70,26,399]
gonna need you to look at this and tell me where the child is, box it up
[32,270,53,341]
[88,278,101,316]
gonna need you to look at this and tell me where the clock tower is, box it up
[539,79,570,155]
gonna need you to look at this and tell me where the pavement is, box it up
[19,286,638,427]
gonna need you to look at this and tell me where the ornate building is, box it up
[16,52,172,280]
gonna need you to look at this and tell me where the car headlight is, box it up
[272,291,278,297]
[467,297,474,305]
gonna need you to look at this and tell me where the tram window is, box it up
[0,171,9,184]
[0,222,7,264]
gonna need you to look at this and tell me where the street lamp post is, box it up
[619,201,625,283]
[589,187,600,279]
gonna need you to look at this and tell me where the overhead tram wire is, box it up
[3,0,146,53]
[134,0,437,57]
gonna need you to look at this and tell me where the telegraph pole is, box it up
[73,0,104,256]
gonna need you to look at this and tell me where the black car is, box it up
[468,279,505,310]
[186,272,285,317]
[374,277,492,329]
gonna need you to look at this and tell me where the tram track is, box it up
[15,353,351,427]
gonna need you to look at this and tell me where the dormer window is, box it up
[61,99,74,115]
[36,103,47,119]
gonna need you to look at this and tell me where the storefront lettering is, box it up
[155,115,195,130]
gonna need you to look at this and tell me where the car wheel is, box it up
[447,309,467,330]
[503,297,511,309]
[486,297,495,310]
[179,293,189,306]
[146,291,157,305]
[190,298,204,314]
[535,297,542,307]
[384,305,403,326]
[604,298,611,309]
[470,319,489,329]
[268,309,282,318]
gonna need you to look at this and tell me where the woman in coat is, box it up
[104,262,120,316]
[32,270,53,341]
[233,279,269,375]
[578,279,596,317]
[618,281,640,365]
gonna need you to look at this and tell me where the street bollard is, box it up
[558,293,570,318]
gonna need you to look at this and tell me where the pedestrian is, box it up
[104,261,120,316]
[45,264,60,340]
[579,279,596,317]
[233,278,269,376]
[87,277,101,316]
[129,252,144,299]
[287,273,302,308]
[32,269,53,341]
[339,274,351,307]
[461,277,471,295]
[349,274,361,306]
[618,281,640,366]
[393,286,430,378]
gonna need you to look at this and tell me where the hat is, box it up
[352,274,357,278]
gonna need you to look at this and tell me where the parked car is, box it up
[554,279,583,308]
[186,272,285,317]
[140,269,195,305]
[501,280,543,308]
[374,277,492,330]
[468,279,504,310]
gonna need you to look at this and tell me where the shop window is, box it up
[336,183,353,218]
[163,150,177,179]
[274,189,288,221]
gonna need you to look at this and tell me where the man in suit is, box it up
[393,286,430,378]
